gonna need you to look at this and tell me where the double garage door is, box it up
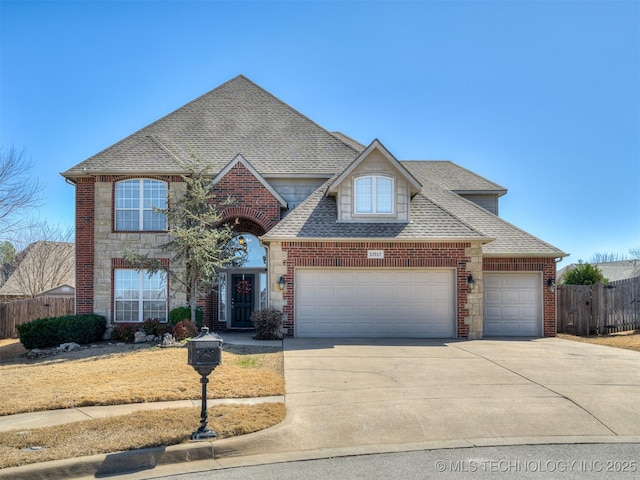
[483,273,542,336]
[295,269,456,338]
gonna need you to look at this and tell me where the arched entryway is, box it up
[218,233,268,329]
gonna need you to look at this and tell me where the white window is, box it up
[114,269,167,322]
[354,176,394,214]
[115,179,167,231]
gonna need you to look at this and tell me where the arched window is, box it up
[354,175,394,214]
[115,179,167,231]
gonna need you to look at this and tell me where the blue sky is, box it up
[1,0,638,267]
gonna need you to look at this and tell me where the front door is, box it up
[231,274,255,328]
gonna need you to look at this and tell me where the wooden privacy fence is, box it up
[0,296,75,339]
[557,276,640,336]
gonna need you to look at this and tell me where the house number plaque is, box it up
[367,250,385,259]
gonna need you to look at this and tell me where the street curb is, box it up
[0,442,216,480]
[3,435,640,480]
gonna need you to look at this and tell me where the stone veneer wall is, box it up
[337,150,410,223]
[93,177,186,322]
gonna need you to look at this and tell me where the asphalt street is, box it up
[160,443,640,480]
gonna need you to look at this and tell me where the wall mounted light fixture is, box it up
[467,274,475,290]
[278,276,286,291]
[547,278,556,292]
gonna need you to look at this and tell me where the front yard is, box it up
[0,338,285,469]
[557,331,640,352]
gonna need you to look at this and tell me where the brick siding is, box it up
[213,162,281,232]
[280,241,473,338]
[75,178,95,314]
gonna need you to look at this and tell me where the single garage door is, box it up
[295,269,456,338]
[483,273,542,336]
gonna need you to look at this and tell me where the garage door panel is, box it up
[295,269,455,338]
[483,273,542,337]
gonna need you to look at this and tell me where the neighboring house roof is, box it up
[37,284,76,297]
[558,260,640,282]
[61,75,361,178]
[0,242,75,298]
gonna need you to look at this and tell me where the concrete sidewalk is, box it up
[2,336,640,480]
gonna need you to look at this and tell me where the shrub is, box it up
[142,318,173,337]
[563,263,608,285]
[17,314,107,350]
[251,307,283,340]
[169,306,203,328]
[172,319,198,341]
[110,323,138,343]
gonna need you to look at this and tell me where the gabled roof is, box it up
[264,163,567,258]
[262,178,489,241]
[62,75,362,179]
[327,139,422,197]
[212,154,287,208]
[0,242,75,298]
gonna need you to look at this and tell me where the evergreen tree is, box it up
[126,154,245,325]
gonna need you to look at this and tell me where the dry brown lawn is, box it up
[0,339,284,416]
[0,338,285,469]
[557,331,640,352]
[0,404,285,470]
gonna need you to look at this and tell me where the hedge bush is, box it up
[110,323,138,343]
[142,318,173,337]
[17,314,107,350]
[169,306,203,328]
[172,319,198,341]
[250,307,283,340]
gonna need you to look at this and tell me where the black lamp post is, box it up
[187,327,223,441]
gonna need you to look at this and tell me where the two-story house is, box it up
[62,75,567,339]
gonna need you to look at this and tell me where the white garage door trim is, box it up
[483,272,542,337]
[294,268,456,338]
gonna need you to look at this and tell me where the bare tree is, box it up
[589,252,628,263]
[0,147,42,237]
[7,222,74,298]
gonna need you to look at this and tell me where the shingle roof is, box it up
[62,75,362,178]
[404,165,567,257]
[61,75,565,257]
[262,178,488,241]
[265,162,567,258]
[0,242,75,297]
[402,161,507,194]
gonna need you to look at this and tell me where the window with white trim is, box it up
[115,179,167,231]
[354,175,394,214]
[114,269,167,322]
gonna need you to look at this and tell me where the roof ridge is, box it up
[414,190,488,239]
[236,77,363,156]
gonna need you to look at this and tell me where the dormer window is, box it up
[115,179,167,231]
[354,175,394,214]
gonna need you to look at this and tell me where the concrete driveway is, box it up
[214,337,640,461]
